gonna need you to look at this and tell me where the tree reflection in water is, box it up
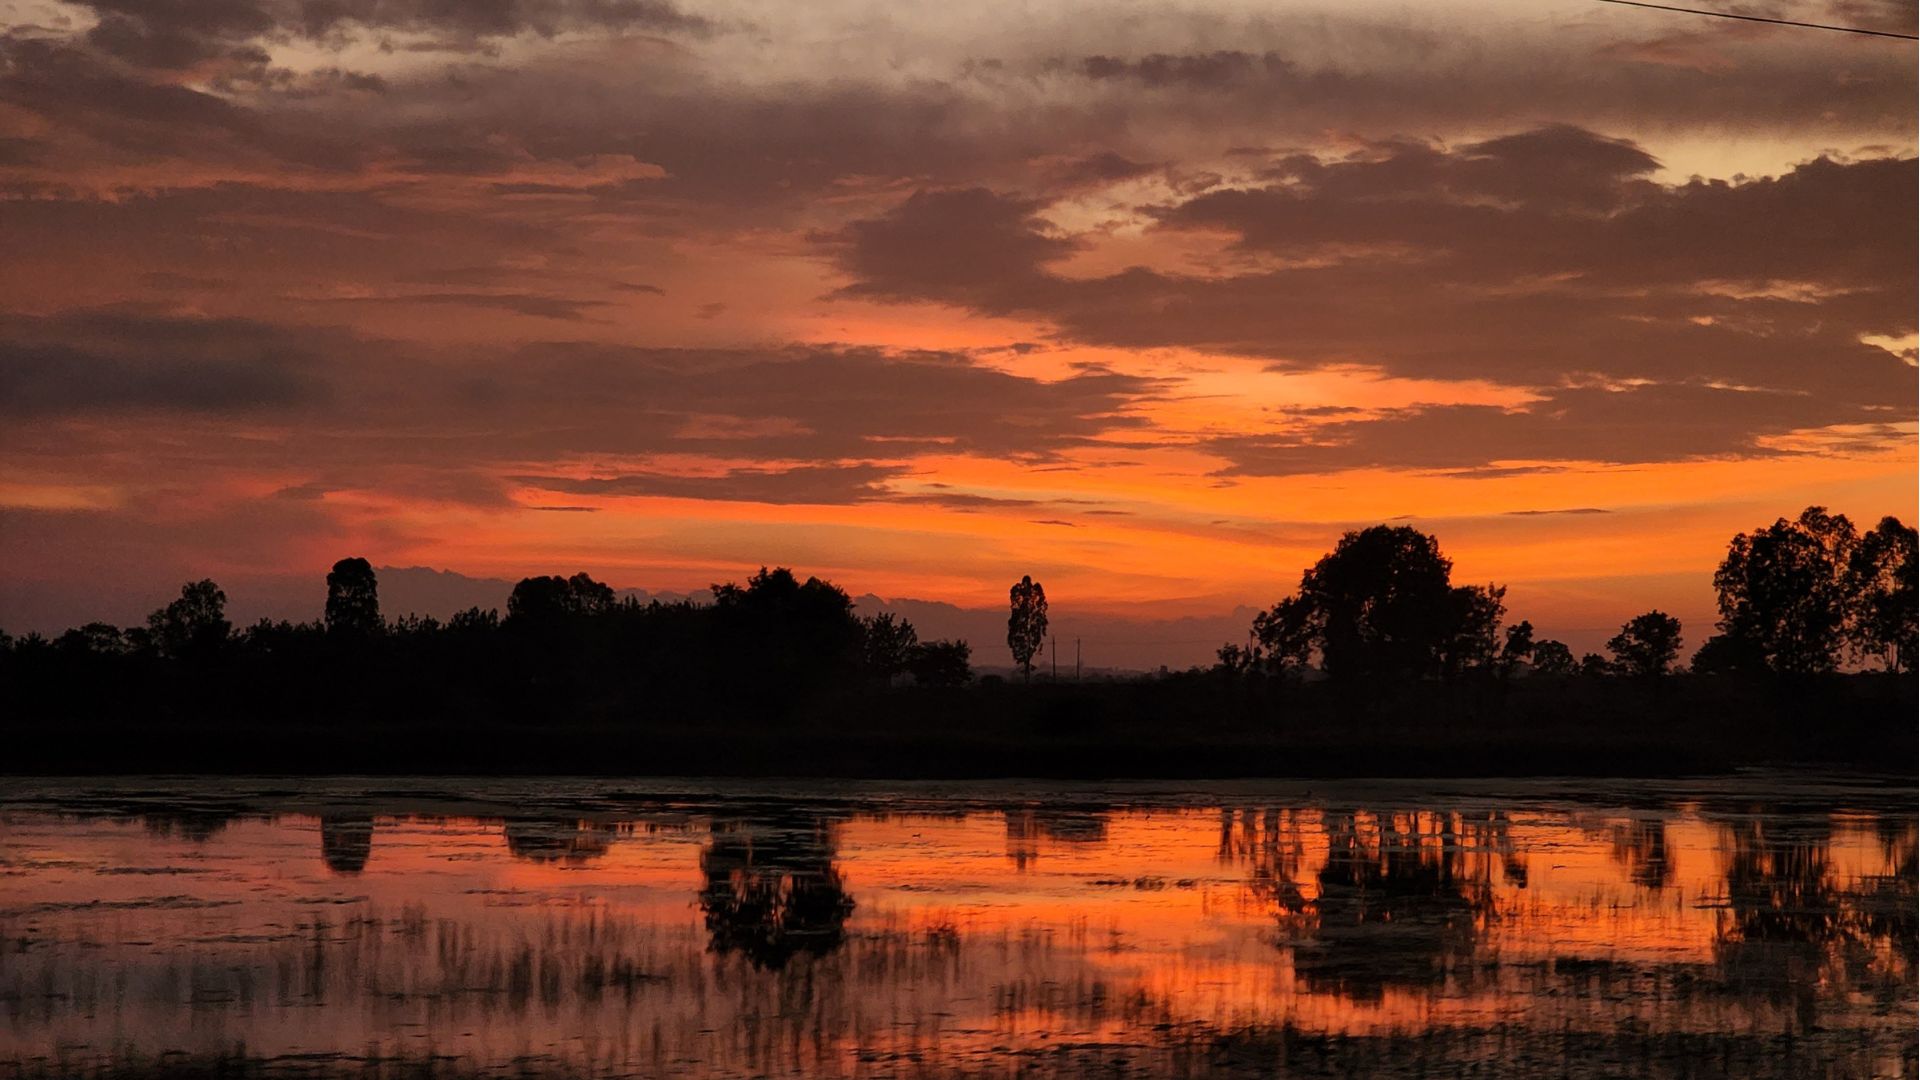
[319,815,373,874]
[1608,815,1673,890]
[1,782,1912,1080]
[1005,806,1110,869]
[698,814,854,969]
[1715,811,1916,1028]
[1305,811,1507,1000]
[501,818,615,864]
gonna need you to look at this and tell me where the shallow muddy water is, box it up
[0,773,1913,1078]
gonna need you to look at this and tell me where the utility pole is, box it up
[1076,638,1082,681]
[1051,636,1057,681]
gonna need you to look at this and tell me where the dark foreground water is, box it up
[0,773,1913,1079]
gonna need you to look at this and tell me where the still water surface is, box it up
[0,774,1913,1078]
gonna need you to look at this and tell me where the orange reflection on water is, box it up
[0,777,1912,1079]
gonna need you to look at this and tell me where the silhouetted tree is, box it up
[1690,632,1765,675]
[386,612,440,636]
[1007,575,1048,680]
[1439,583,1506,678]
[1712,507,1856,674]
[1529,639,1575,676]
[324,557,381,636]
[55,622,130,656]
[1496,619,1534,678]
[1845,516,1917,672]
[1579,652,1611,677]
[1251,594,1316,669]
[907,639,972,687]
[1253,526,1499,681]
[146,579,231,659]
[860,612,918,681]
[1607,610,1683,677]
[507,572,616,623]
[1215,641,1260,676]
[446,606,500,633]
[708,567,865,695]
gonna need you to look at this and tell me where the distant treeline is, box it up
[0,505,1912,778]
[2,564,972,725]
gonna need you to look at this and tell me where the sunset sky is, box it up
[1,0,1914,657]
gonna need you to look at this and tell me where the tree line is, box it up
[1,505,1910,720]
[0,565,974,724]
[1218,506,1914,681]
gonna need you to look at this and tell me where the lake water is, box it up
[0,774,1913,1079]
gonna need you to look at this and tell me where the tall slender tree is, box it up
[1007,575,1048,680]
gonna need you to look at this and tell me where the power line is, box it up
[1586,0,1918,40]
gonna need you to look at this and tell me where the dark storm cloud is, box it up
[317,291,611,320]
[1044,25,1914,136]
[1204,383,1911,477]
[75,0,709,72]
[0,311,331,415]
[826,131,1916,472]
[287,0,711,37]
[0,1,1912,503]
[891,491,1048,510]
[0,313,1164,494]
[1077,50,1300,90]
[1047,151,1159,189]
[471,343,1164,460]
[6,1,1909,226]
[1173,135,1911,294]
[0,38,371,174]
[823,188,1079,313]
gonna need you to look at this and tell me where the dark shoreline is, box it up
[8,674,1913,779]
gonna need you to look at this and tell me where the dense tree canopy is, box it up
[145,579,230,659]
[1250,526,1503,681]
[1711,507,1914,675]
[324,558,381,637]
[1607,611,1684,677]
[1227,509,1912,683]
[1846,516,1918,673]
[1529,640,1575,677]
[508,572,618,624]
